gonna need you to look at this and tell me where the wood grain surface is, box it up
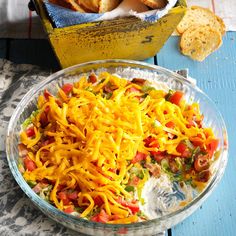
[157,32,236,236]
[0,33,235,236]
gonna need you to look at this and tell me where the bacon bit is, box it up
[131,78,146,85]
[145,163,161,177]
[56,99,63,107]
[196,170,211,182]
[32,183,42,193]
[44,89,52,100]
[26,127,35,137]
[126,87,140,93]
[40,112,49,128]
[18,143,29,157]
[194,154,210,172]
[169,160,179,173]
[88,74,97,84]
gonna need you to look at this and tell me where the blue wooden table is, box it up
[0,32,235,236]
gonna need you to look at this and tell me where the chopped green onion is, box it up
[165,90,174,101]
[105,92,113,99]
[175,157,183,170]
[27,180,37,188]
[137,171,144,179]
[141,86,155,93]
[22,110,39,129]
[161,158,169,171]
[125,185,135,192]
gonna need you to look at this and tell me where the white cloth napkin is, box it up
[0,0,235,38]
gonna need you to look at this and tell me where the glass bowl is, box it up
[6,60,228,236]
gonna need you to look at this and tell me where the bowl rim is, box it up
[6,59,228,230]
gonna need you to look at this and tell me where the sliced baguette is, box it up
[139,0,167,9]
[177,6,225,35]
[180,25,222,61]
[99,0,121,13]
[78,0,100,13]
[49,0,86,12]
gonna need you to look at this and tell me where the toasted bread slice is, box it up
[99,0,121,13]
[139,0,167,9]
[180,25,222,61]
[49,0,86,12]
[177,6,225,35]
[78,0,100,13]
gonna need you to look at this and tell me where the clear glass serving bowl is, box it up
[6,60,228,236]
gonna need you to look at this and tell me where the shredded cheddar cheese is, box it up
[19,72,219,223]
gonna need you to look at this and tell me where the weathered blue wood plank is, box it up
[0,39,7,58]
[157,32,236,236]
[9,39,60,70]
[144,57,155,65]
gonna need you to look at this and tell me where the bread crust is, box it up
[49,0,86,12]
[177,6,225,35]
[99,0,121,13]
[139,0,167,9]
[180,25,222,61]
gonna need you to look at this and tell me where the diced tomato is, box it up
[91,215,99,222]
[45,105,50,113]
[207,139,219,157]
[194,154,210,172]
[163,110,168,114]
[169,91,184,106]
[61,83,73,94]
[64,206,74,214]
[144,137,159,148]
[152,152,165,162]
[44,89,52,100]
[88,74,97,84]
[23,156,37,171]
[144,137,161,156]
[94,196,103,207]
[176,142,191,158]
[165,121,175,129]
[67,191,78,200]
[176,142,187,153]
[117,198,140,214]
[131,152,147,164]
[58,191,70,205]
[91,209,110,223]
[26,127,35,137]
[129,176,140,186]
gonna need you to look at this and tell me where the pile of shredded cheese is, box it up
[20,72,212,223]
